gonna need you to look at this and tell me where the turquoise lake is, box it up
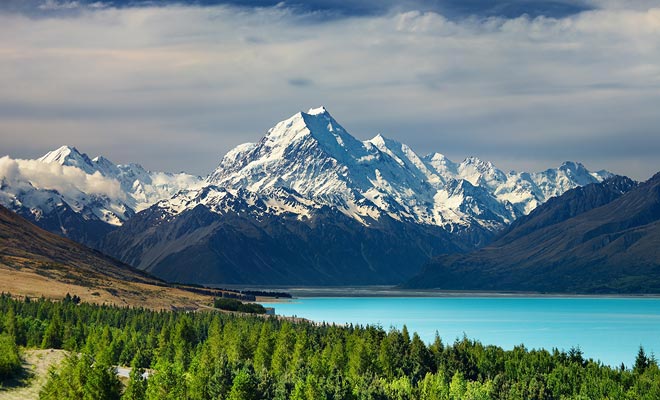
[265,296,660,367]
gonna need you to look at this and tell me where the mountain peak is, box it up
[260,107,361,157]
[559,161,586,171]
[306,106,329,116]
[38,145,94,172]
[425,152,449,162]
[202,107,619,230]
[557,161,614,184]
[650,171,660,182]
[462,156,486,165]
[92,155,115,167]
[368,133,393,147]
[39,145,81,163]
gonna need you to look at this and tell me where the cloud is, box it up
[288,78,313,87]
[588,1,660,11]
[38,0,81,11]
[2,1,597,19]
[0,157,21,183]
[0,156,126,200]
[0,4,658,180]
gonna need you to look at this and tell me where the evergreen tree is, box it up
[635,346,650,374]
[228,368,258,400]
[122,358,148,400]
[449,371,467,400]
[410,332,432,383]
[145,360,186,400]
[418,372,449,400]
[253,323,274,372]
[83,362,122,400]
[4,307,17,340]
[41,314,63,349]
[0,333,21,380]
[270,322,295,376]
[40,354,121,400]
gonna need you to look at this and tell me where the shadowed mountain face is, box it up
[0,203,169,289]
[496,175,639,244]
[101,189,466,285]
[404,174,660,293]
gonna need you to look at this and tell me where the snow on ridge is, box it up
[37,145,81,164]
[0,146,203,226]
[307,106,328,115]
[0,155,129,226]
[195,108,613,231]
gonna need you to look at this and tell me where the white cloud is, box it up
[38,0,81,11]
[0,4,658,179]
[589,0,660,11]
[0,156,125,200]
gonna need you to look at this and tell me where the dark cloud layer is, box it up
[0,1,658,180]
[2,0,594,19]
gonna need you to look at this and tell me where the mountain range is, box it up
[0,107,620,285]
[404,173,660,293]
[100,107,612,284]
[0,146,202,246]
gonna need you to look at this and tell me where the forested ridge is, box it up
[0,294,659,399]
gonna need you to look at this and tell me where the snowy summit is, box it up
[164,107,612,231]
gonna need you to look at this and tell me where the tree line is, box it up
[0,293,658,399]
[213,298,267,314]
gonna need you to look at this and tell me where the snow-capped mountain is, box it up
[172,107,610,232]
[0,146,202,245]
[38,145,203,212]
[100,107,615,285]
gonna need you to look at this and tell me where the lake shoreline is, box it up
[211,284,660,300]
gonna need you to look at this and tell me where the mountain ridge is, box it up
[403,173,660,293]
[0,108,612,243]
[202,107,611,231]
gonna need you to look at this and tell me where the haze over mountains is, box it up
[0,107,620,285]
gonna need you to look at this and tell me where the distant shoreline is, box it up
[210,285,660,300]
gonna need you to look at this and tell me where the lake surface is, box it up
[265,296,660,367]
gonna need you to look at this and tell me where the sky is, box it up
[0,0,659,180]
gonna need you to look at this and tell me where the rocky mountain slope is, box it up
[403,174,660,293]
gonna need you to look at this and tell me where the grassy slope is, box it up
[0,205,228,309]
